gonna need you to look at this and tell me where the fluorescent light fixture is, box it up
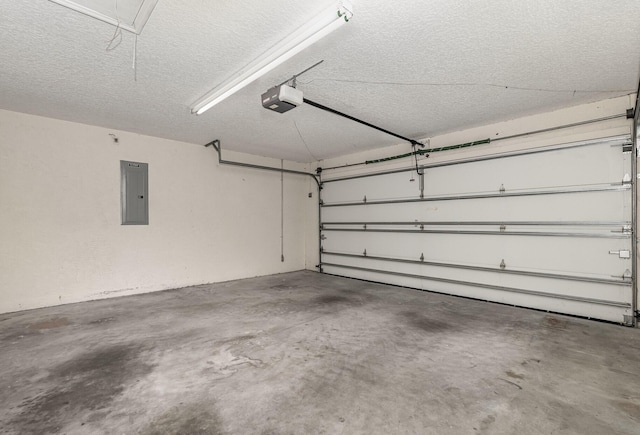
[191,1,353,115]
[49,0,159,34]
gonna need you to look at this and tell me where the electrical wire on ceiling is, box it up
[340,1,354,17]
[105,0,122,51]
[298,78,634,95]
[105,23,123,51]
[294,121,319,161]
[105,0,138,82]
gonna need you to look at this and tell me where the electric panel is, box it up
[121,160,148,225]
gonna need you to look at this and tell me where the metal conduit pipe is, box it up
[206,140,320,188]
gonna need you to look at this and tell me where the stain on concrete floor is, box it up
[0,271,639,435]
[28,317,71,330]
[312,294,353,305]
[141,403,225,435]
[9,343,154,434]
[400,310,453,332]
[87,317,116,325]
[543,315,568,330]
[611,399,640,421]
[505,370,525,380]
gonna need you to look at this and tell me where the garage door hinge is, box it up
[499,184,506,194]
[500,259,506,269]
[500,225,506,232]
[420,253,425,262]
[320,234,327,240]
[622,173,632,185]
[611,225,632,234]
[363,249,367,257]
[622,269,632,280]
[363,195,367,203]
[622,142,633,153]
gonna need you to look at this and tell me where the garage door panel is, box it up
[322,171,417,203]
[321,265,630,323]
[322,231,630,277]
[322,190,631,223]
[322,136,630,203]
[421,142,627,196]
[322,254,630,305]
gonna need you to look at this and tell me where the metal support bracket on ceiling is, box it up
[278,60,325,89]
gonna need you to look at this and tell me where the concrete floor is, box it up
[1,271,639,435]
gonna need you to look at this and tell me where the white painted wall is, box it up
[0,109,312,314]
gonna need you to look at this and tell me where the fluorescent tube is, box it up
[191,1,353,115]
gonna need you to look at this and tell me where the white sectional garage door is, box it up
[319,135,634,324]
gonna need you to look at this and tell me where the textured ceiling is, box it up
[1,0,639,162]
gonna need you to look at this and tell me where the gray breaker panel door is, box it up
[121,160,148,225]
